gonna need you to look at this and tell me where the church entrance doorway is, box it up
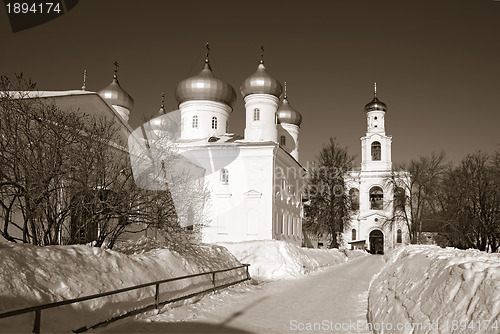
[369,230,384,254]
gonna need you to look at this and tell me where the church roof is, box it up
[364,96,387,112]
[364,82,387,112]
[277,84,302,126]
[175,59,237,108]
[240,61,282,98]
[3,90,133,147]
[98,76,134,110]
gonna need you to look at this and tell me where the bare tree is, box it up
[127,112,211,249]
[0,74,96,245]
[0,74,209,248]
[386,152,447,243]
[304,138,355,248]
[439,152,500,252]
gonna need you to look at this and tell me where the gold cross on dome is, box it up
[205,43,210,59]
[114,61,119,76]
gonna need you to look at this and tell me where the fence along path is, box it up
[0,264,250,333]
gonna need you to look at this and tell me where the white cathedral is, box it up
[172,56,305,246]
[127,54,306,247]
[343,84,410,253]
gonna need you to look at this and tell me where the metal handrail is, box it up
[0,263,250,333]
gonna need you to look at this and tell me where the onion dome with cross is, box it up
[364,82,387,112]
[240,46,282,98]
[276,82,302,127]
[98,62,134,121]
[175,45,237,108]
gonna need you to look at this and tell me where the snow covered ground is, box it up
[0,238,365,333]
[0,238,243,333]
[368,245,500,334]
[103,255,382,334]
[218,240,366,280]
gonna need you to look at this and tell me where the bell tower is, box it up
[361,83,392,171]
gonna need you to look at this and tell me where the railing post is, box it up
[33,309,41,334]
[212,272,216,292]
[155,283,160,310]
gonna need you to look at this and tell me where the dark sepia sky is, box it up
[1,0,499,166]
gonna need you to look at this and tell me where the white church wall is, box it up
[243,94,279,142]
[361,134,393,171]
[199,144,276,243]
[273,149,304,246]
[179,100,231,140]
[277,123,300,161]
[345,170,394,247]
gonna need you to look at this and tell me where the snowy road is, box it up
[102,255,384,334]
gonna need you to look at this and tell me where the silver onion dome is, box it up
[98,76,134,110]
[175,60,237,108]
[240,61,282,98]
[277,97,302,127]
[364,96,387,112]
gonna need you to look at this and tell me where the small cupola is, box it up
[98,62,134,122]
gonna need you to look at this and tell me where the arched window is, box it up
[349,188,360,211]
[352,229,357,240]
[397,229,402,243]
[192,115,198,128]
[220,168,228,184]
[369,186,383,210]
[211,117,218,129]
[253,108,260,121]
[394,187,406,211]
[280,135,286,146]
[371,141,381,161]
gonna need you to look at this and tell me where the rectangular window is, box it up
[275,212,279,234]
[282,215,285,235]
[253,108,260,121]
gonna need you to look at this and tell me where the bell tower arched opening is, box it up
[371,141,381,161]
[369,186,383,210]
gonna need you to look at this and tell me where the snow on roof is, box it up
[176,134,277,147]
[1,90,96,99]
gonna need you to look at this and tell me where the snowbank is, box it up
[218,240,367,280]
[0,238,243,333]
[368,245,500,334]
